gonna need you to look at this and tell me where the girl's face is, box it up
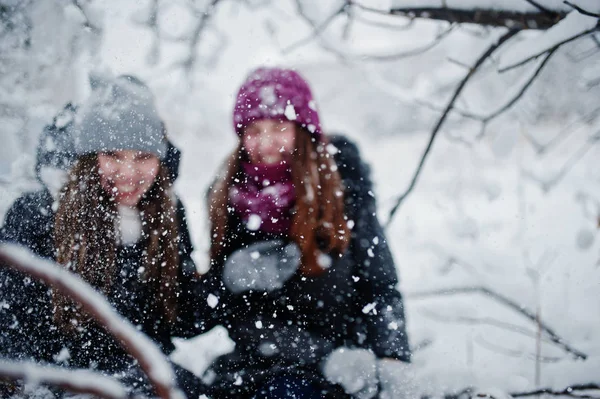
[243,119,296,165]
[98,150,160,207]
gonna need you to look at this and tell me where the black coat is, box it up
[0,190,205,371]
[202,135,411,397]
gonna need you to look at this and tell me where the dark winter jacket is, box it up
[202,135,411,397]
[0,191,203,365]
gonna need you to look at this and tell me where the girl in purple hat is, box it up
[202,67,411,398]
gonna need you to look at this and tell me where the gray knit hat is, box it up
[74,73,167,158]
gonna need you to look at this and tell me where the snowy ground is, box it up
[1,0,599,397]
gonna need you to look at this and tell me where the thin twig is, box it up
[537,107,600,155]
[499,25,599,73]
[419,308,559,347]
[523,0,555,15]
[479,47,556,126]
[474,334,563,362]
[283,1,348,54]
[360,24,456,62]
[522,132,599,192]
[563,1,600,18]
[183,0,222,72]
[282,0,349,60]
[385,29,520,228]
[407,285,588,360]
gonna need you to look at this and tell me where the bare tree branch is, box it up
[523,131,599,192]
[407,285,588,360]
[359,23,456,61]
[473,334,563,362]
[0,244,185,399]
[534,107,600,155]
[385,29,520,228]
[283,1,348,54]
[523,0,556,15]
[511,383,600,398]
[563,1,600,18]
[182,0,222,72]
[350,1,566,30]
[498,24,599,73]
[282,0,349,61]
[483,48,556,123]
[419,308,559,348]
[0,360,135,399]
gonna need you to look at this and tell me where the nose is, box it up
[258,132,275,152]
[115,159,137,181]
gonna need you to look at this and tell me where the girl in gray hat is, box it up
[0,75,209,398]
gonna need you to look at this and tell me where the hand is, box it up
[322,347,378,399]
[222,240,301,294]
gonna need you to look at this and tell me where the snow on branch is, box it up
[510,383,600,398]
[498,10,599,72]
[0,360,132,399]
[385,29,519,228]
[0,244,185,399]
[350,0,568,30]
[406,285,588,360]
[432,384,600,399]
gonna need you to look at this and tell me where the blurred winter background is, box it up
[1,0,599,397]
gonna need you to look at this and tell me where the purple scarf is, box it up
[229,162,295,234]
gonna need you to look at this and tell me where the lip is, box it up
[259,155,282,164]
[113,185,141,198]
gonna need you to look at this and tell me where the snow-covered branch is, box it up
[350,0,568,30]
[498,10,599,72]
[437,384,600,399]
[511,383,600,398]
[385,29,520,228]
[0,244,185,399]
[0,360,133,399]
[407,285,588,360]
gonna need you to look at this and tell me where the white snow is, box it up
[2,1,600,397]
[117,205,142,245]
[38,167,68,200]
[246,214,262,231]
[206,293,219,309]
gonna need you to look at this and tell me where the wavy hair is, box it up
[208,127,350,276]
[53,154,180,331]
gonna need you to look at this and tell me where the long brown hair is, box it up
[53,154,180,331]
[209,127,350,276]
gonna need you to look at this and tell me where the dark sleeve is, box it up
[172,199,222,337]
[331,135,411,362]
[0,193,58,362]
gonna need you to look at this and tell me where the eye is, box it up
[101,151,118,159]
[135,152,153,161]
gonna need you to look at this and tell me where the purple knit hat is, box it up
[233,67,322,139]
